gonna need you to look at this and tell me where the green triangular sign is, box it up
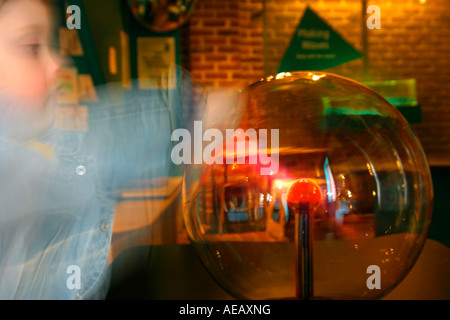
[277,6,363,72]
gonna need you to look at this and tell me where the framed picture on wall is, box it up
[137,37,177,90]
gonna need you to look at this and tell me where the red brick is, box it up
[204,54,228,62]
[202,19,227,28]
[204,72,228,80]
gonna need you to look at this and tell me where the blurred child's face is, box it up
[0,0,61,141]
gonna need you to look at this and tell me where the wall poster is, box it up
[137,37,176,90]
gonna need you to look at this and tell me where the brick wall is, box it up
[184,0,264,88]
[183,0,450,165]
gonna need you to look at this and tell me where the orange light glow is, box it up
[275,72,292,80]
[286,178,323,205]
[308,72,326,81]
[272,179,293,190]
[312,74,325,81]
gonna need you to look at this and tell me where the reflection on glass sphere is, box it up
[127,0,197,32]
[183,72,433,299]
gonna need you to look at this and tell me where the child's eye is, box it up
[24,44,44,57]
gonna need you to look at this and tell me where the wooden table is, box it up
[108,176,186,264]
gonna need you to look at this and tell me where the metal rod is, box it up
[295,202,313,299]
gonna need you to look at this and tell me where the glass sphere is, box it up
[183,72,433,300]
[127,0,197,33]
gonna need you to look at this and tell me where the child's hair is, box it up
[0,0,54,23]
[0,0,50,8]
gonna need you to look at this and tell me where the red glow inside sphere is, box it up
[286,178,323,206]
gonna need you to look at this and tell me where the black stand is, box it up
[295,202,313,300]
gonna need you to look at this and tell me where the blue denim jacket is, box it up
[0,80,186,299]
